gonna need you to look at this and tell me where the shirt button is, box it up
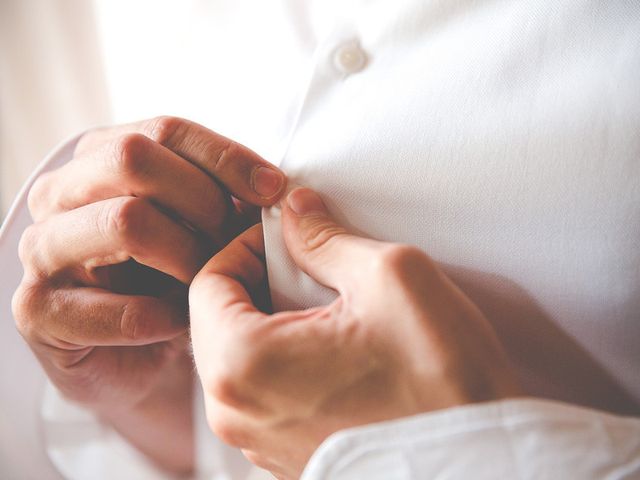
[332,42,367,75]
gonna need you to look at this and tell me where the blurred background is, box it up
[0,0,300,220]
[1,0,109,218]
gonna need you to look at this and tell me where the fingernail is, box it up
[287,188,327,216]
[252,166,284,198]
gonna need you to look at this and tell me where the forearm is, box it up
[98,354,195,476]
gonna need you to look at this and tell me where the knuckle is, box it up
[205,412,248,448]
[144,115,187,147]
[18,224,41,268]
[103,197,150,252]
[300,219,347,255]
[210,139,236,172]
[27,172,56,218]
[119,298,151,341]
[206,372,240,407]
[204,362,250,411]
[12,282,45,340]
[111,133,152,178]
[373,244,433,280]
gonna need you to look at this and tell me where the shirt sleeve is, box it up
[301,398,640,479]
[42,378,252,480]
[0,131,87,478]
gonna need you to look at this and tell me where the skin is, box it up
[12,116,287,475]
[190,187,522,479]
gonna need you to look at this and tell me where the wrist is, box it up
[99,353,196,475]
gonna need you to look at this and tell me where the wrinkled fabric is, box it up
[302,399,640,479]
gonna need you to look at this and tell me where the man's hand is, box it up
[12,116,286,473]
[190,187,521,479]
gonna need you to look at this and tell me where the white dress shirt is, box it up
[1,0,639,478]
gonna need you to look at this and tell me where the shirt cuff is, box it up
[42,380,179,479]
[301,398,640,479]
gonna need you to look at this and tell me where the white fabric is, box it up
[302,399,640,479]
[1,0,639,478]
[0,135,80,479]
[262,0,640,410]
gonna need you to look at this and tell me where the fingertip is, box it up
[284,187,328,217]
[280,187,335,249]
[279,187,377,292]
[251,166,287,203]
[280,187,330,242]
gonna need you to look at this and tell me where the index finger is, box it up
[77,116,287,206]
[189,224,268,387]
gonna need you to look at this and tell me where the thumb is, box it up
[189,224,269,388]
[281,187,381,293]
